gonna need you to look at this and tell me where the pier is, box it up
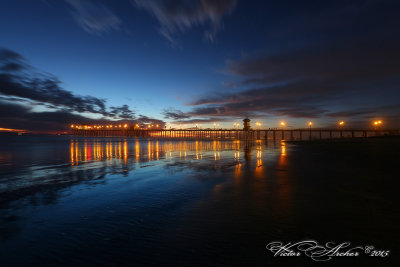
[71,128,399,141]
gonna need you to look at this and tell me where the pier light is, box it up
[124,124,128,128]
[373,120,383,129]
[339,121,345,126]
[156,124,159,127]
[70,124,74,128]
[308,121,313,126]
[280,121,286,126]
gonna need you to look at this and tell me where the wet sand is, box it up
[0,136,399,266]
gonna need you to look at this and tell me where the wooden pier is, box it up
[71,128,399,141]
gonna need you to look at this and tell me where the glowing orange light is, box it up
[339,121,344,126]
[124,124,128,128]
[70,124,74,128]
[280,121,285,126]
[0,127,26,133]
[308,122,313,126]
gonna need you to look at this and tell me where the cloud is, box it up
[0,100,164,133]
[227,42,400,86]
[182,36,400,120]
[0,48,165,132]
[66,0,122,35]
[0,73,108,115]
[0,100,96,132]
[326,104,400,118]
[136,115,166,127]
[109,104,136,119]
[0,48,138,120]
[162,108,191,120]
[221,81,237,89]
[133,0,237,44]
[0,48,27,71]
[173,117,229,125]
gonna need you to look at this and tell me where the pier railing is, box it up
[71,128,399,141]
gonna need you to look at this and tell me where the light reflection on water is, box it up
[68,138,284,166]
[0,137,286,203]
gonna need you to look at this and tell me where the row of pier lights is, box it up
[70,120,385,130]
[253,120,383,130]
[70,123,162,130]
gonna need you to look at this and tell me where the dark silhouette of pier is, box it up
[71,128,399,141]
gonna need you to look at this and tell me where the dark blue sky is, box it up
[0,0,399,132]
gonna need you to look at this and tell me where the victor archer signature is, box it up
[265,240,390,261]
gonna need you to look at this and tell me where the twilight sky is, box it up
[0,0,399,132]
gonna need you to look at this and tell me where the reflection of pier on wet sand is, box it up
[71,128,400,141]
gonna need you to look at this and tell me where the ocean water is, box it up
[0,135,398,266]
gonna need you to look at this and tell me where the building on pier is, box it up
[243,118,252,131]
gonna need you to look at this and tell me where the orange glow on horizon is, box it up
[0,127,27,133]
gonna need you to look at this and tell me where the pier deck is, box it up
[71,129,399,141]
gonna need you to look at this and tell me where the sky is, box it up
[0,0,399,132]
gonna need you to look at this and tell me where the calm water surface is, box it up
[0,135,399,266]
